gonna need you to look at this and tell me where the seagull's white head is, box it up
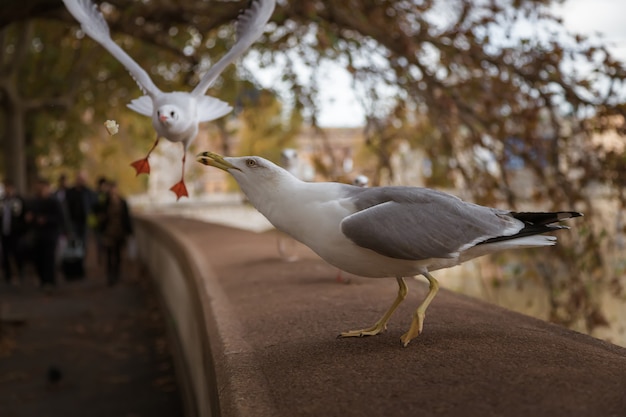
[156,104,180,127]
[197,152,298,205]
[154,99,198,142]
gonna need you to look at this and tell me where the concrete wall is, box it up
[133,216,220,417]
[132,214,626,417]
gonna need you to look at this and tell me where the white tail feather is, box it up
[458,235,557,265]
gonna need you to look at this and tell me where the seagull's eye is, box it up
[170,111,175,117]
[246,159,257,168]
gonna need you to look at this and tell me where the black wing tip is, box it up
[554,211,584,222]
[512,211,584,225]
[478,211,582,246]
[563,211,584,219]
[548,211,584,220]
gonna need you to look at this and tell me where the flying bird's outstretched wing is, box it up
[191,0,276,97]
[128,88,233,122]
[126,95,153,117]
[63,0,161,98]
[196,96,233,122]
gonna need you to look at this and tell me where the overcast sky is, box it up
[313,0,626,127]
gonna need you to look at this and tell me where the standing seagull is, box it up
[197,152,583,347]
[62,0,276,199]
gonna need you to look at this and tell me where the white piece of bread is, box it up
[104,119,119,135]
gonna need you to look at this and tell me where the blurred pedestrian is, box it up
[92,176,110,265]
[65,170,96,277]
[53,173,73,265]
[25,178,64,289]
[54,172,73,231]
[97,182,132,286]
[0,180,26,285]
[53,173,69,206]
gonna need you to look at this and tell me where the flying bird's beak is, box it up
[196,151,239,172]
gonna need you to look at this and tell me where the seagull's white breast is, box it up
[260,182,433,278]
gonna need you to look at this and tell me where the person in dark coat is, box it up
[0,180,26,284]
[92,176,111,265]
[53,173,72,235]
[97,182,132,286]
[25,178,64,288]
[64,171,96,277]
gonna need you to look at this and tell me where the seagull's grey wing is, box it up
[63,0,160,98]
[341,187,522,261]
[191,0,276,97]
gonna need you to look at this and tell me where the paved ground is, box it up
[0,244,183,417]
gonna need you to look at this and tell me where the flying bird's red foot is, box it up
[130,158,150,176]
[169,180,189,200]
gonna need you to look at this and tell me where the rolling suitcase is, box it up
[61,238,85,280]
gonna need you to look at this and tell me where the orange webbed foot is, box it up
[169,180,189,200]
[130,158,150,176]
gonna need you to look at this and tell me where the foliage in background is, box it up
[1,0,625,336]
[237,87,301,163]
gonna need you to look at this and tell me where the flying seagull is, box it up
[197,152,583,347]
[62,0,276,199]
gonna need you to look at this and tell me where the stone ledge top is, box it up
[138,215,626,417]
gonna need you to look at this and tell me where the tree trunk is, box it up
[1,22,32,194]
[1,83,27,193]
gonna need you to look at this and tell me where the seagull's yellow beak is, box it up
[196,151,238,172]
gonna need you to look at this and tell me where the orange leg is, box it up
[169,149,189,200]
[130,136,160,176]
